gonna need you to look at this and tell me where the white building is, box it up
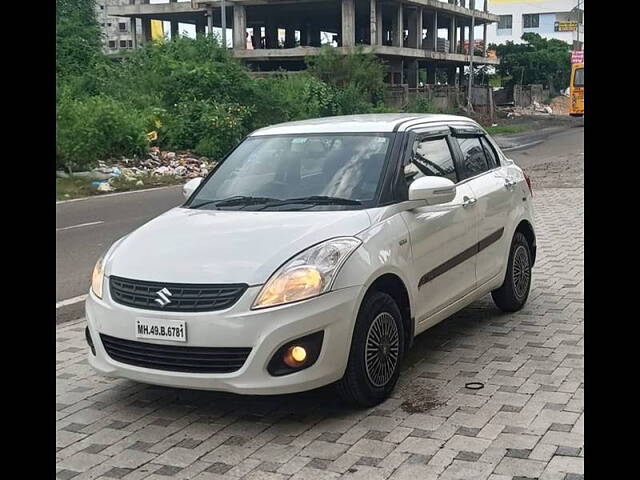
[486,0,584,47]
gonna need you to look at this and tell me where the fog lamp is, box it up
[283,346,307,367]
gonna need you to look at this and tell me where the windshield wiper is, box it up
[256,195,362,210]
[190,196,280,209]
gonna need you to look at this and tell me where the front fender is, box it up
[333,213,416,316]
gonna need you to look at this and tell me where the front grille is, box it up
[109,276,247,312]
[100,334,252,373]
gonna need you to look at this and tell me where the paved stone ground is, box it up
[56,188,584,480]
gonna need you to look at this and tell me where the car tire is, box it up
[492,231,532,312]
[335,291,404,407]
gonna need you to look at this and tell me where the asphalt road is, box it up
[505,123,584,188]
[56,186,184,323]
[55,123,584,323]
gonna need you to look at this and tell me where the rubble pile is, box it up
[549,95,570,115]
[501,101,553,118]
[58,148,215,193]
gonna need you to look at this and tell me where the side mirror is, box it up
[183,177,203,199]
[408,176,456,206]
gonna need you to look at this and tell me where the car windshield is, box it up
[187,134,392,211]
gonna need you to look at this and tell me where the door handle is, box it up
[505,179,517,189]
[462,196,477,208]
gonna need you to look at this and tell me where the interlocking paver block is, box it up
[56,188,584,479]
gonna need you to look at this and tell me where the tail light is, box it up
[524,173,533,196]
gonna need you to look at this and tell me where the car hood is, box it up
[106,207,372,285]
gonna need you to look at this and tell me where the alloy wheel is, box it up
[512,245,531,299]
[365,312,400,387]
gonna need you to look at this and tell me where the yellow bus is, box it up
[569,62,584,116]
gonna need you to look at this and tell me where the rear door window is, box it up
[479,136,499,169]
[455,136,491,180]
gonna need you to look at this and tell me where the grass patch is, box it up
[56,174,185,201]
[485,124,532,135]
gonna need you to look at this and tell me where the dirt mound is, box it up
[550,96,570,115]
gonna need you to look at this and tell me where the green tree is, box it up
[56,0,103,78]
[306,46,386,107]
[491,33,571,92]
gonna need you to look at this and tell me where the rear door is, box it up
[398,128,478,325]
[451,129,514,287]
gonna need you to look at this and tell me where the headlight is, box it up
[91,253,106,299]
[252,237,362,309]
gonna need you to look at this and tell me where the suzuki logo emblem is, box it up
[154,287,173,307]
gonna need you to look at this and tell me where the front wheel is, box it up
[335,291,404,407]
[492,231,532,312]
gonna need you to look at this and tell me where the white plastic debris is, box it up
[97,182,115,192]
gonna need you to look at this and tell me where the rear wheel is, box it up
[492,231,532,312]
[336,291,404,407]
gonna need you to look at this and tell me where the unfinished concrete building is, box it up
[108,1,500,87]
[96,0,143,52]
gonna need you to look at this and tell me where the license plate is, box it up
[135,318,186,342]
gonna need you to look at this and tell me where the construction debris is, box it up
[114,147,213,179]
[56,149,215,194]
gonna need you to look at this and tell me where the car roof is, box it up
[249,113,481,136]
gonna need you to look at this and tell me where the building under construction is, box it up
[106,0,500,87]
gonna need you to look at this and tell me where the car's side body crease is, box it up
[418,227,505,289]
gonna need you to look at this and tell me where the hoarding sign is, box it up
[571,50,584,64]
[555,21,578,32]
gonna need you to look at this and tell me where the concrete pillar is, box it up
[459,24,465,54]
[169,0,178,39]
[447,66,457,86]
[130,18,138,48]
[195,20,205,36]
[232,5,247,50]
[141,18,152,44]
[285,28,296,48]
[449,16,456,53]
[426,13,435,50]
[483,23,487,56]
[265,20,278,48]
[310,25,321,47]
[426,63,436,84]
[392,4,403,47]
[433,10,438,51]
[375,1,383,45]
[252,27,262,48]
[342,0,355,47]
[207,8,213,35]
[407,59,419,87]
[370,0,382,45]
[300,24,309,46]
[407,8,422,49]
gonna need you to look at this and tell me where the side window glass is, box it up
[480,136,499,169]
[455,136,490,179]
[404,137,457,185]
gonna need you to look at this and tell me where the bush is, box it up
[306,46,386,107]
[404,95,461,115]
[162,100,254,160]
[56,95,149,172]
[56,27,400,167]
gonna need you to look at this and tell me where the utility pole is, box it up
[466,0,475,111]
[221,0,227,48]
[572,0,583,50]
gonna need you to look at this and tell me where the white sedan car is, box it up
[86,114,536,407]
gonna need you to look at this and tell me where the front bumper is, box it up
[85,282,363,395]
